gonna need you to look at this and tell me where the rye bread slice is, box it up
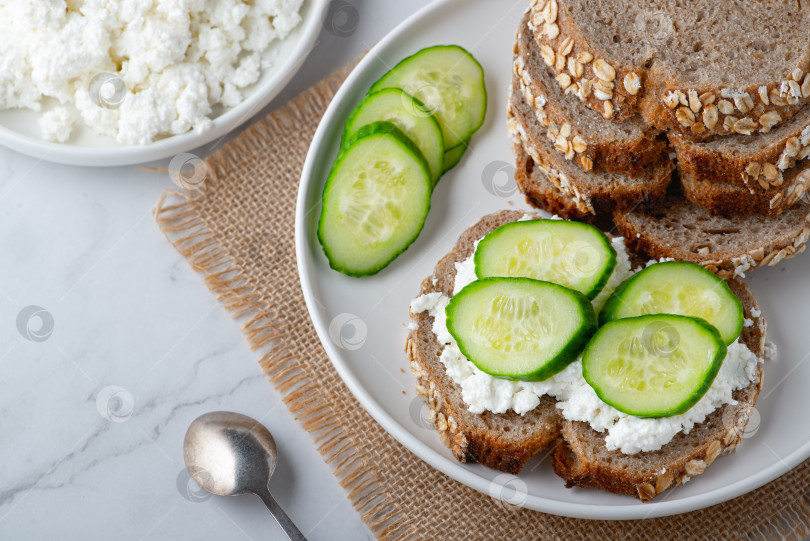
[528,0,810,138]
[508,74,673,217]
[680,164,810,217]
[514,11,665,177]
[406,210,562,474]
[552,280,766,502]
[513,140,602,225]
[670,105,810,192]
[614,195,810,279]
[407,210,768,499]
[512,138,810,277]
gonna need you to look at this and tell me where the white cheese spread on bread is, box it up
[410,233,761,454]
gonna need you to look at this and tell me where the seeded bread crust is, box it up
[526,1,644,123]
[528,0,810,139]
[514,12,665,177]
[508,76,672,217]
[669,107,810,199]
[680,165,810,217]
[614,195,810,279]
[513,141,810,278]
[405,210,562,474]
[552,279,766,502]
[513,141,603,226]
[407,211,767,499]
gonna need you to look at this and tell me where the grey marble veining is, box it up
[0,2,430,538]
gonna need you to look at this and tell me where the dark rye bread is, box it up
[614,195,810,279]
[670,105,810,191]
[508,74,673,218]
[513,141,602,225]
[514,11,665,177]
[407,211,767,501]
[552,280,766,502]
[405,210,561,474]
[513,141,810,277]
[680,165,810,217]
[528,0,810,138]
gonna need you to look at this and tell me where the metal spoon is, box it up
[183,411,307,541]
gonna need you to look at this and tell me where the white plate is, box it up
[296,0,810,519]
[0,0,327,167]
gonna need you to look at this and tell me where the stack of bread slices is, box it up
[509,0,810,279]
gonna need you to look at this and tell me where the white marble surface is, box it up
[0,1,431,539]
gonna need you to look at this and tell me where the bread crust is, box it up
[680,165,810,217]
[406,210,562,474]
[670,125,810,193]
[526,2,643,122]
[514,13,665,177]
[509,76,673,218]
[613,196,810,280]
[513,142,606,226]
[552,280,765,502]
[407,211,768,500]
[528,1,810,139]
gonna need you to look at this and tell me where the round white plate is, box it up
[0,0,328,167]
[296,0,810,519]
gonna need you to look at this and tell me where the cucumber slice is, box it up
[446,278,597,381]
[474,219,617,299]
[317,121,432,276]
[582,315,727,417]
[342,88,444,185]
[370,45,487,149]
[599,261,744,345]
[442,141,468,173]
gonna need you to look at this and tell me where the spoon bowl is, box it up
[183,411,306,540]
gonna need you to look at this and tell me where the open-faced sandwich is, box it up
[407,211,766,501]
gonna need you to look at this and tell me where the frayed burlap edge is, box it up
[153,61,810,541]
[154,67,415,540]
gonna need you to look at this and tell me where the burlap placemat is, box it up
[154,63,810,540]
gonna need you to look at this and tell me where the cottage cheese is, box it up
[410,231,762,454]
[0,0,302,144]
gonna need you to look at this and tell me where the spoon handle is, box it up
[255,489,308,541]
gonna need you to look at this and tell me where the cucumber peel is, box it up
[582,314,727,417]
[446,277,597,381]
[317,121,432,276]
[474,219,617,299]
[442,141,468,173]
[342,88,444,185]
[370,45,487,149]
[599,261,744,345]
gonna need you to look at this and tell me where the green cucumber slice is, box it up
[446,277,597,381]
[599,261,744,345]
[370,45,487,149]
[317,121,432,276]
[582,314,727,418]
[442,141,468,173]
[474,219,617,299]
[342,88,444,185]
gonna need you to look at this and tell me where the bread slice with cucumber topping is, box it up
[407,211,564,473]
[553,278,765,501]
[406,210,767,500]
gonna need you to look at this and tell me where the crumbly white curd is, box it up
[0,0,302,144]
[410,228,762,454]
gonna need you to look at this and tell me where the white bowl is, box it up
[0,0,328,167]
